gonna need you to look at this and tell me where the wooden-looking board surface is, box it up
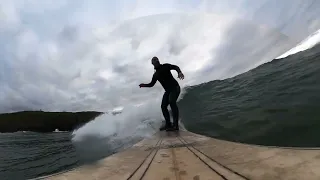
[33,130,320,180]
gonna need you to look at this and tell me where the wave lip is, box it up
[277,29,320,59]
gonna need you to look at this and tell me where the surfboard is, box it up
[34,130,320,180]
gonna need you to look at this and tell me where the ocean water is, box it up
[0,43,320,179]
[0,132,78,179]
[179,43,320,147]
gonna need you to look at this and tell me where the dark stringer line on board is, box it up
[178,136,251,180]
[170,140,181,180]
[140,138,163,180]
[127,138,162,180]
[177,137,228,180]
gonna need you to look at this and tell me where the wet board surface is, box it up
[33,130,320,180]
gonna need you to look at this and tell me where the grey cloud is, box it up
[112,64,130,74]
[130,39,141,50]
[57,25,79,45]
[198,19,297,83]
[187,1,319,43]
[242,0,320,40]
[1,1,320,113]
[167,33,188,56]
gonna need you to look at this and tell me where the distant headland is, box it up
[0,111,104,133]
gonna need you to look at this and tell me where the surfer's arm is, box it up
[139,74,157,88]
[166,63,182,74]
[166,63,184,80]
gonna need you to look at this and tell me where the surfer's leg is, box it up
[169,85,181,130]
[160,91,171,130]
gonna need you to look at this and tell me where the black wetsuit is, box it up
[144,63,181,128]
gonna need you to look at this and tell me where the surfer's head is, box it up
[151,56,161,69]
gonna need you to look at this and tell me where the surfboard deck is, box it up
[34,130,320,180]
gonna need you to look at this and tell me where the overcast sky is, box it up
[1,0,320,113]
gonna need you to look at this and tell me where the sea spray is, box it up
[72,86,189,142]
[72,100,163,139]
[70,99,164,162]
[70,88,188,162]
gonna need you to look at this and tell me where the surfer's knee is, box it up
[161,103,168,110]
[169,102,177,109]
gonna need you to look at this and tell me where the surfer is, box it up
[139,56,184,131]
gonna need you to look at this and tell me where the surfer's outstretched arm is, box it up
[139,74,157,88]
